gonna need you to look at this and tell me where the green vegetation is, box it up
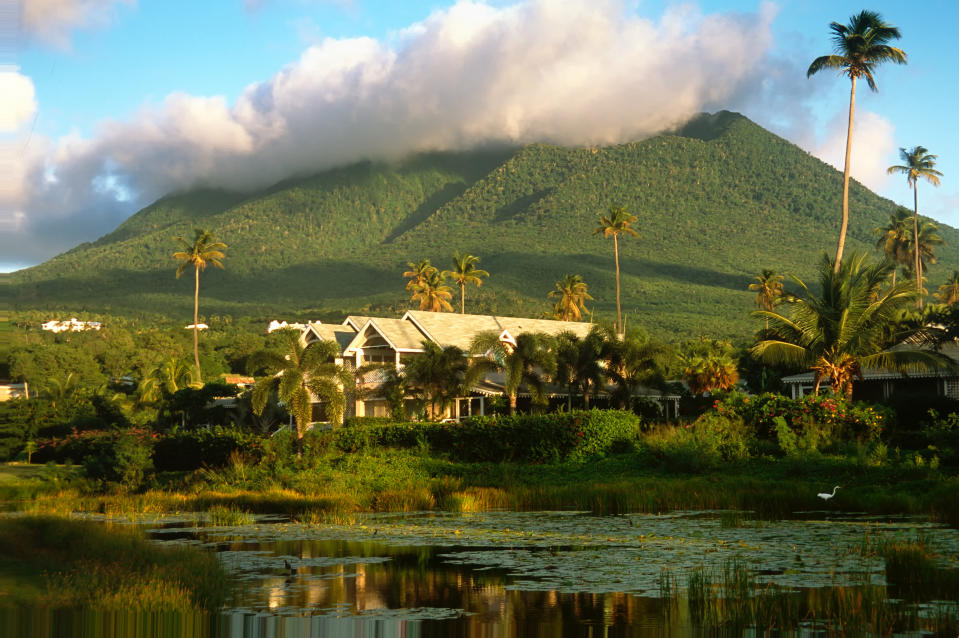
[173,229,227,381]
[0,515,230,610]
[443,252,489,314]
[13,112,959,341]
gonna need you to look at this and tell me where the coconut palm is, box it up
[549,274,594,322]
[410,269,454,312]
[554,329,606,410]
[403,259,437,292]
[888,146,944,302]
[751,253,953,398]
[249,329,353,440]
[469,331,556,415]
[173,228,227,382]
[443,252,489,314]
[402,341,470,419]
[749,269,784,330]
[873,207,912,285]
[937,272,959,306]
[603,327,669,409]
[593,205,639,334]
[807,11,906,272]
[904,219,945,291]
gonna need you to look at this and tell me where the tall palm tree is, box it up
[751,253,952,398]
[469,331,556,415]
[403,259,437,292]
[748,269,784,330]
[554,329,606,410]
[807,11,906,272]
[593,205,639,333]
[403,341,470,420]
[888,146,944,302]
[873,207,912,285]
[443,252,489,314]
[904,219,945,295]
[410,269,454,312]
[549,274,594,321]
[173,228,227,382]
[249,329,353,440]
[937,271,959,306]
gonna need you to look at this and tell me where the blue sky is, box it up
[3,0,957,272]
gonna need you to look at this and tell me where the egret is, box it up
[817,486,841,500]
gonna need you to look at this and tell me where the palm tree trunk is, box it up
[461,283,466,314]
[834,77,857,273]
[509,393,517,415]
[614,234,622,334]
[193,266,202,382]
[914,184,922,308]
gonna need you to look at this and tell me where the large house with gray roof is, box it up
[292,310,676,423]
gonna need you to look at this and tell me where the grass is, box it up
[0,515,231,611]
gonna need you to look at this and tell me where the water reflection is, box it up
[4,511,959,637]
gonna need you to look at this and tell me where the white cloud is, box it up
[0,68,36,132]
[8,0,785,267]
[811,109,896,194]
[19,0,134,49]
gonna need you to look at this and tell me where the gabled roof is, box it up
[781,342,959,385]
[343,317,430,353]
[402,310,594,350]
[303,322,357,353]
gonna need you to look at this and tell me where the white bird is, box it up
[817,486,841,501]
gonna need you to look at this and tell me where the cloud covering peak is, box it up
[5,0,785,268]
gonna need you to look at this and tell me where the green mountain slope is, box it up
[11,111,959,340]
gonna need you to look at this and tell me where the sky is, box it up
[2,0,957,273]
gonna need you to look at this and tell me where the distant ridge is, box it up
[11,111,959,340]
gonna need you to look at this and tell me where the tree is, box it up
[469,331,556,415]
[903,219,944,301]
[402,341,470,420]
[249,329,353,441]
[603,328,669,409]
[410,269,454,312]
[807,11,906,272]
[679,338,740,396]
[748,269,784,330]
[403,259,437,292]
[888,146,944,303]
[443,252,489,314]
[751,254,953,398]
[554,329,606,410]
[873,207,912,285]
[593,205,639,334]
[937,271,959,306]
[173,229,227,382]
[549,274,594,321]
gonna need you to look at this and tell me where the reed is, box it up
[0,515,230,610]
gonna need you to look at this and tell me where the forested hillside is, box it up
[11,111,959,340]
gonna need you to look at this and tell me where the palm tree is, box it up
[937,271,959,306]
[593,205,639,334]
[469,331,556,415]
[888,146,944,302]
[403,259,437,292]
[904,219,945,295]
[249,329,353,440]
[807,11,906,272]
[873,207,912,285]
[679,338,740,396]
[443,252,489,314]
[403,341,470,419]
[603,327,668,409]
[748,269,784,330]
[173,228,227,382]
[410,269,454,312]
[751,253,953,398]
[554,329,606,410]
[549,274,594,322]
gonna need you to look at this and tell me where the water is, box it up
[6,510,959,636]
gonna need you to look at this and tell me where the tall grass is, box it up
[0,515,230,611]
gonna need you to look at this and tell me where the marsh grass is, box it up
[0,515,230,611]
[206,505,255,526]
[663,556,959,634]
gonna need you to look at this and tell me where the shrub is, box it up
[691,412,753,462]
[79,429,155,489]
[152,427,263,471]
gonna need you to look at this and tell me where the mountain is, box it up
[10,111,959,340]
